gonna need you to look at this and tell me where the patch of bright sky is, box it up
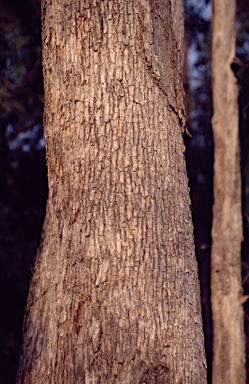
[8,123,45,152]
[186,0,212,131]
[186,0,212,21]
[186,0,212,74]
[188,44,200,89]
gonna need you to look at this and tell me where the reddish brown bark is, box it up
[16,1,207,383]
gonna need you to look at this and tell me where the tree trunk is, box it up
[211,0,246,382]
[16,0,207,383]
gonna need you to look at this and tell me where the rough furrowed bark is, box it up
[16,0,207,383]
[211,0,246,383]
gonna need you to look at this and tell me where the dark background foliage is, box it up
[0,0,249,383]
[0,1,46,383]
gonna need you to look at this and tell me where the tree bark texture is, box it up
[16,0,207,383]
[211,0,246,383]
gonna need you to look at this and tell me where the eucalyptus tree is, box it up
[211,0,246,382]
[16,1,207,383]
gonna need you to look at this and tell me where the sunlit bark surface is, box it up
[211,0,246,382]
[16,1,207,383]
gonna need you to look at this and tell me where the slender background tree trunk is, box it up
[16,1,207,383]
[211,0,246,382]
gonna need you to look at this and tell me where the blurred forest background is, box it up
[0,0,249,383]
